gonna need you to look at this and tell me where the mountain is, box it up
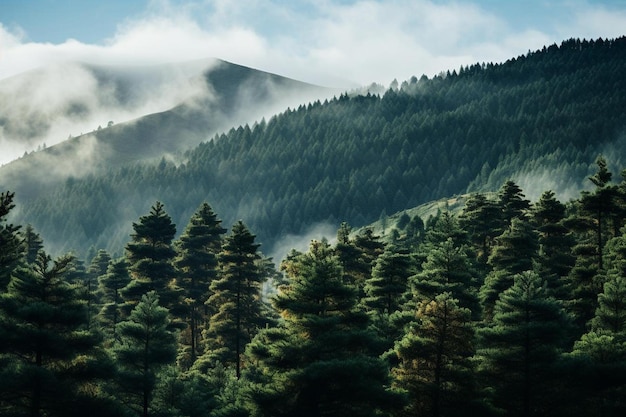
[0,59,334,200]
[3,37,626,259]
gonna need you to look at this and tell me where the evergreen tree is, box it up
[0,252,111,417]
[202,221,265,379]
[122,202,180,319]
[114,291,177,417]
[247,240,402,417]
[362,244,414,345]
[532,190,576,298]
[480,218,539,320]
[579,156,620,270]
[498,179,531,226]
[21,224,43,265]
[392,292,479,417]
[97,257,131,344]
[459,193,501,266]
[415,239,480,314]
[85,249,111,330]
[174,202,226,367]
[477,271,571,417]
[0,191,22,291]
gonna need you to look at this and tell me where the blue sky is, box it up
[1,0,626,85]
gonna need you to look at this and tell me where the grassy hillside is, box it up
[4,37,626,257]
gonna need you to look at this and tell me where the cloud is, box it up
[2,0,626,164]
[2,0,625,87]
[269,222,338,265]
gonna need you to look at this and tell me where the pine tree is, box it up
[393,292,479,417]
[201,221,265,379]
[459,193,502,266]
[480,218,539,320]
[122,202,180,318]
[21,224,43,265]
[174,202,226,367]
[114,291,177,417]
[85,249,111,330]
[0,191,22,291]
[532,190,575,299]
[362,244,414,345]
[247,240,402,417]
[498,180,531,226]
[97,257,131,344]
[0,251,111,417]
[477,271,571,417]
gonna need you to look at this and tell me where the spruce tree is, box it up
[201,221,265,379]
[21,224,43,265]
[247,240,402,417]
[85,249,111,330]
[174,202,226,367]
[0,252,111,416]
[122,202,180,318]
[477,271,571,417]
[532,190,575,299]
[0,191,22,291]
[393,292,479,417]
[362,244,414,345]
[114,291,177,417]
[458,193,502,266]
[480,218,539,320]
[97,257,131,344]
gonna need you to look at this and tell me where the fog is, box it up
[269,222,339,265]
[0,59,217,165]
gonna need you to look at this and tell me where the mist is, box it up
[269,222,339,265]
[0,59,217,165]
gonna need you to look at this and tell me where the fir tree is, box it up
[477,271,571,417]
[247,240,402,417]
[393,292,479,417]
[0,191,22,291]
[201,221,265,379]
[114,291,177,417]
[122,202,180,319]
[174,202,226,367]
[97,257,131,344]
[0,252,111,417]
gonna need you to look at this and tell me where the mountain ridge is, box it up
[3,36,626,258]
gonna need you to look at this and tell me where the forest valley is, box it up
[1,155,626,417]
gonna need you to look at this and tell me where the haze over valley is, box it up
[2,2,626,417]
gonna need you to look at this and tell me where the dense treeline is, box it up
[6,36,626,257]
[2,156,626,416]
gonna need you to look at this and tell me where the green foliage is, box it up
[12,37,626,258]
[114,291,177,417]
[247,240,402,417]
[201,221,265,379]
[122,202,181,319]
[393,293,479,417]
[477,271,572,416]
[174,202,226,368]
[0,191,22,291]
[0,251,112,417]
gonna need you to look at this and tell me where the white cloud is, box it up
[2,0,626,86]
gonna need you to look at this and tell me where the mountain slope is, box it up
[0,59,334,200]
[5,37,626,258]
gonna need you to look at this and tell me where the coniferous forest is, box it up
[3,37,626,257]
[2,155,626,416]
[2,37,626,417]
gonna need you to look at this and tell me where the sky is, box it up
[1,0,626,88]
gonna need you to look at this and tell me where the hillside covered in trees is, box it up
[2,153,626,416]
[2,37,626,257]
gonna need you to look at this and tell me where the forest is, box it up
[4,37,626,257]
[2,153,626,417]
